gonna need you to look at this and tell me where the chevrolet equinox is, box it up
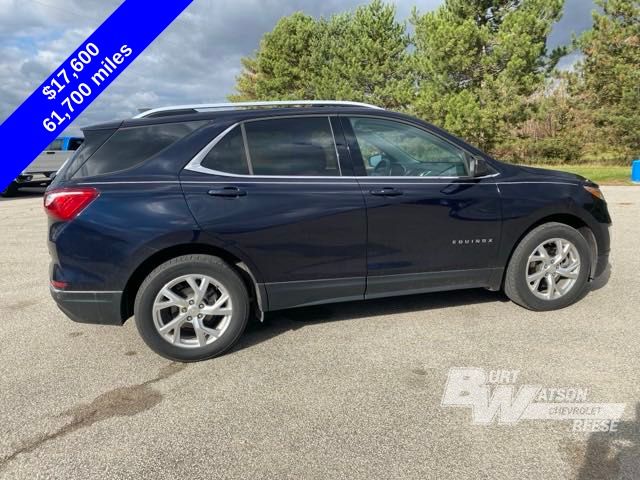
[45,101,611,361]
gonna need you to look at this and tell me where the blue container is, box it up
[633,160,640,184]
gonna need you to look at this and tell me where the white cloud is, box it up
[0,0,594,135]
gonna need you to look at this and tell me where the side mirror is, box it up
[368,154,382,168]
[468,155,493,177]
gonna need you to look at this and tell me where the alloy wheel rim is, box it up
[152,274,232,349]
[526,238,581,300]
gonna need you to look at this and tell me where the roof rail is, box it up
[133,100,383,118]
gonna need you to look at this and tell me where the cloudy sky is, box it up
[0,0,597,135]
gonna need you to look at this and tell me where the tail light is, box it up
[44,187,99,221]
[50,280,68,289]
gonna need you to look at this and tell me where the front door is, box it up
[340,116,502,298]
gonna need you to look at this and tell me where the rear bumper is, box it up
[50,287,124,325]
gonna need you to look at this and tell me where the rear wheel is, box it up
[134,254,249,362]
[504,222,592,311]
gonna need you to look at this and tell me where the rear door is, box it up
[341,115,502,297]
[181,115,368,310]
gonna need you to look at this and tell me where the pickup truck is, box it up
[2,136,83,197]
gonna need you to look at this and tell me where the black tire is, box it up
[1,182,19,197]
[504,222,592,311]
[134,254,249,362]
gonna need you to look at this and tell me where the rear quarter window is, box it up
[200,126,249,175]
[72,121,205,179]
[55,129,115,183]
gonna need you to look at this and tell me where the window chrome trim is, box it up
[356,172,501,180]
[183,115,503,181]
[183,122,240,175]
[78,178,581,187]
[184,116,345,179]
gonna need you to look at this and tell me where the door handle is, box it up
[369,187,403,197]
[46,151,55,155]
[207,186,247,197]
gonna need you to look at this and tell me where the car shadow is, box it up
[590,262,612,292]
[232,288,509,353]
[575,403,640,479]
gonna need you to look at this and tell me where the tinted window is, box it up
[73,121,204,178]
[46,139,63,151]
[201,126,249,175]
[56,129,115,182]
[349,117,468,177]
[244,117,340,176]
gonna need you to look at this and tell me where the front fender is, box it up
[496,182,610,268]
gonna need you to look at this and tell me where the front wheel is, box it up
[504,222,592,311]
[134,254,249,362]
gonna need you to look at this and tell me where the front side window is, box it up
[348,117,468,177]
[244,117,340,176]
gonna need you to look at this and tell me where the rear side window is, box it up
[201,126,249,175]
[244,117,340,176]
[56,129,115,182]
[73,121,205,179]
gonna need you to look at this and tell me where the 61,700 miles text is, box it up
[42,43,133,132]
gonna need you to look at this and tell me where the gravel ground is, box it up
[0,186,638,480]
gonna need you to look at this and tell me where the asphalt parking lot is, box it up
[0,186,638,479]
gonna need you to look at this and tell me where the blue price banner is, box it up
[0,0,194,190]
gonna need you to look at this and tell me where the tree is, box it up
[495,78,586,164]
[230,57,259,102]
[574,0,640,157]
[229,0,635,165]
[310,0,413,109]
[229,12,318,101]
[230,1,413,109]
[411,0,564,151]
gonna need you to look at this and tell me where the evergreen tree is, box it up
[230,1,412,109]
[229,0,636,165]
[411,0,564,151]
[574,0,640,157]
[310,0,413,109]
[229,12,318,101]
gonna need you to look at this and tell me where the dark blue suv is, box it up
[45,101,611,361]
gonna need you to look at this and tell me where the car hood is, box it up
[516,165,587,183]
